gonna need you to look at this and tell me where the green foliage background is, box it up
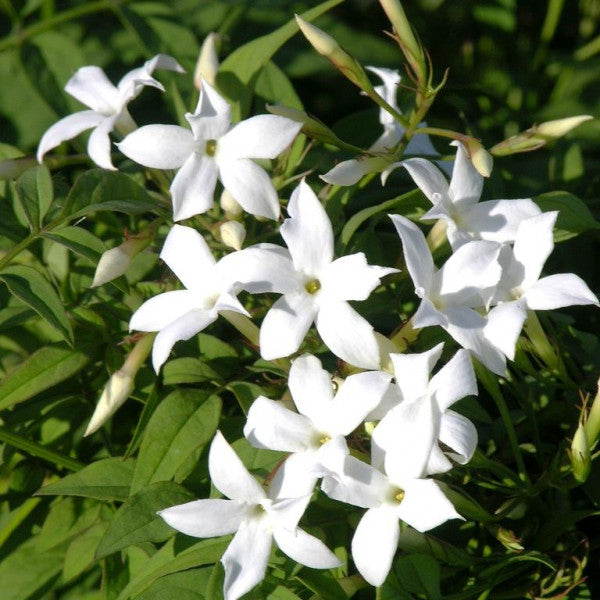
[0,0,600,598]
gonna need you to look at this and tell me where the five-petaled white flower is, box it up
[244,353,391,497]
[159,431,341,600]
[37,54,184,170]
[118,79,301,221]
[129,224,248,372]
[384,141,541,250]
[228,180,398,369]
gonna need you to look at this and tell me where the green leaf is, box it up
[0,265,73,345]
[36,457,135,501]
[130,390,221,495]
[295,570,349,600]
[62,169,159,221]
[43,226,107,264]
[63,521,110,582]
[135,569,212,600]
[0,344,88,410]
[383,554,442,600]
[395,529,475,567]
[226,381,264,414]
[218,0,343,120]
[534,191,600,242]
[340,188,426,248]
[14,164,53,230]
[161,357,221,385]
[96,481,196,559]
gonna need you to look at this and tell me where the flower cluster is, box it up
[37,48,598,600]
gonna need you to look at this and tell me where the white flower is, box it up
[118,80,301,221]
[159,431,341,600]
[228,180,398,369]
[129,224,248,372]
[37,54,184,170]
[384,141,541,250]
[390,214,506,374]
[485,211,599,359]
[244,354,391,497]
[321,66,448,186]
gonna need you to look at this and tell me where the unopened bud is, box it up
[92,233,152,287]
[84,333,155,436]
[220,189,243,217]
[462,138,493,177]
[584,377,600,448]
[220,220,246,251]
[536,115,592,138]
[491,526,524,552]
[194,32,220,89]
[570,422,591,483]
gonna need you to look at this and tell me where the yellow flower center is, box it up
[305,279,321,294]
[205,139,217,156]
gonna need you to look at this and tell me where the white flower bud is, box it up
[463,137,493,177]
[571,422,591,483]
[220,189,243,217]
[220,220,246,251]
[194,32,220,89]
[536,115,592,138]
[91,235,151,287]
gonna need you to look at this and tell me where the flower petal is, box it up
[269,451,320,498]
[400,157,450,205]
[274,527,341,569]
[352,506,399,587]
[448,141,483,208]
[171,153,218,221]
[118,124,193,169]
[524,274,599,310]
[484,300,527,360]
[412,296,448,329]
[219,115,301,160]
[218,158,280,220]
[209,431,266,503]
[428,349,477,411]
[244,396,315,453]
[187,79,231,140]
[397,478,462,532]
[281,180,334,273]
[65,66,119,113]
[259,293,317,360]
[130,290,198,332]
[320,157,382,185]
[315,300,381,370]
[288,354,334,425]
[158,498,247,538]
[37,111,105,162]
[87,115,118,170]
[222,519,272,600]
[439,409,478,465]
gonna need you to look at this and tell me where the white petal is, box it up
[428,349,477,411]
[158,498,247,538]
[87,115,118,170]
[389,343,444,403]
[218,158,280,220]
[219,115,301,160]
[274,527,341,569]
[524,274,599,310]
[37,111,104,162]
[448,141,483,208]
[244,396,315,453]
[484,300,527,360]
[425,445,453,475]
[320,253,398,301]
[439,410,478,465]
[315,300,381,370]
[288,354,334,425]
[209,431,266,503]
[160,225,217,292]
[188,79,231,140]
[389,215,435,293]
[118,125,194,169]
[352,506,399,587]
[260,293,317,360]
[412,296,448,329]
[152,309,217,372]
[222,520,271,600]
[281,180,333,273]
[315,435,350,478]
[397,478,462,532]
[267,494,311,528]
[405,126,441,159]
[65,66,119,113]
[171,153,218,221]
[367,66,402,126]
[130,290,198,332]
[269,451,319,498]
[513,212,557,289]
[400,157,450,206]
[320,157,379,186]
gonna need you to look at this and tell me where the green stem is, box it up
[0,231,38,272]
[540,0,565,43]
[523,310,569,380]
[221,311,260,347]
[0,426,83,471]
[0,0,129,52]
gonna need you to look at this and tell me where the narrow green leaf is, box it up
[383,554,442,600]
[36,457,135,501]
[14,164,53,230]
[95,482,195,559]
[63,521,109,582]
[0,265,73,345]
[135,569,212,600]
[131,390,221,495]
[0,345,88,410]
[295,570,349,600]
[161,357,222,385]
[43,226,107,264]
[226,381,264,414]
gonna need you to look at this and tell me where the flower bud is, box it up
[462,137,493,177]
[220,189,243,217]
[570,421,591,483]
[194,32,220,89]
[584,376,600,448]
[92,232,152,287]
[536,115,592,138]
[491,526,524,552]
[84,333,155,436]
[220,220,246,251]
